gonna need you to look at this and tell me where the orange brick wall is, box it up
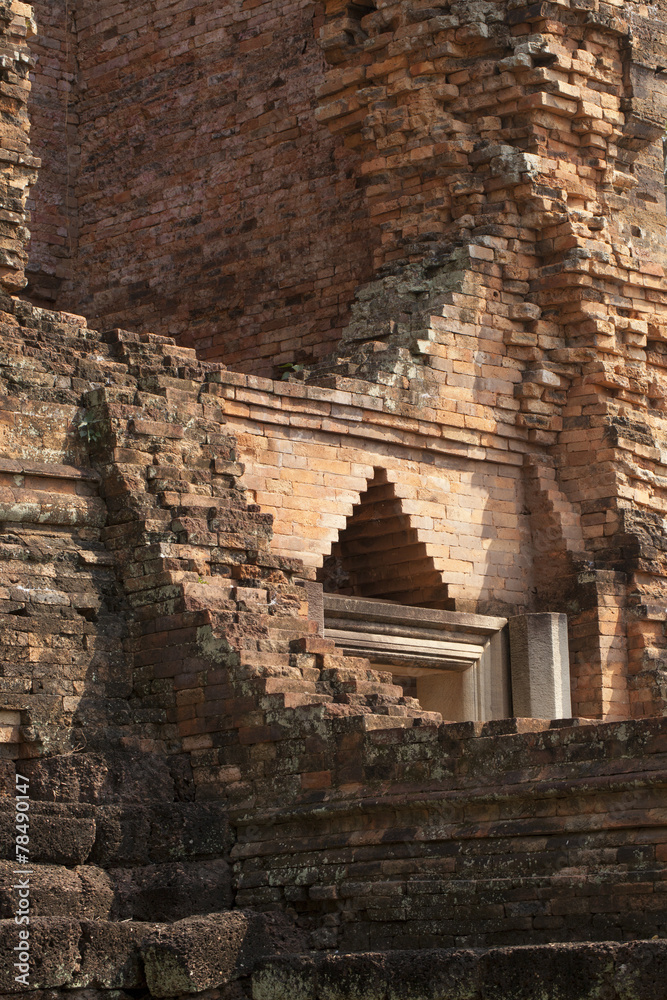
[17,0,667,726]
[219,369,534,616]
[26,0,374,374]
[26,0,77,307]
[0,0,39,293]
[6,1,667,977]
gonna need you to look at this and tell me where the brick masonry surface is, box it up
[0,0,666,998]
[0,287,665,990]
[0,0,38,293]
[25,0,77,308]
[21,0,667,725]
[26,0,374,373]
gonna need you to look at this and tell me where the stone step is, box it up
[319,665,392,684]
[268,615,317,634]
[264,691,334,709]
[236,664,306,682]
[317,655,374,672]
[333,680,405,697]
[180,581,236,605]
[239,650,292,669]
[260,677,320,695]
[407,708,443,722]
[362,714,416,731]
[158,492,219,510]
[288,662,321,684]
[290,636,336,654]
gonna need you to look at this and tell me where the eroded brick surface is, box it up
[26,0,374,372]
[0,0,39,294]
[25,0,77,308]
[23,0,667,722]
[0,291,665,986]
[2,0,667,996]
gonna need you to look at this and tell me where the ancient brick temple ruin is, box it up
[1,0,667,996]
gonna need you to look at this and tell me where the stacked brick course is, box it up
[0,292,665,994]
[219,363,533,611]
[26,0,374,372]
[0,0,38,294]
[0,296,434,756]
[0,293,441,991]
[26,0,77,307]
[24,0,667,724]
[1,0,667,997]
[309,0,667,722]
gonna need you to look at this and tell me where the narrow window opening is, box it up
[317,469,509,723]
[318,468,450,609]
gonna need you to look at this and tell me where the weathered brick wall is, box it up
[0,293,442,985]
[4,0,667,990]
[0,0,39,293]
[0,297,302,758]
[255,944,667,1000]
[0,285,449,769]
[25,0,373,374]
[18,0,667,728]
[218,368,534,615]
[230,715,667,951]
[23,0,667,720]
[0,297,666,983]
[305,0,667,722]
[0,303,126,758]
[25,0,78,308]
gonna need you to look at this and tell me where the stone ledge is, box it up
[0,911,304,994]
[0,458,100,482]
[253,941,667,1000]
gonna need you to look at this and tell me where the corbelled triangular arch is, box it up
[318,468,451,609]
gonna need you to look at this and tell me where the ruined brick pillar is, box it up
[312,0,667,720]
[0,0,39,292]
